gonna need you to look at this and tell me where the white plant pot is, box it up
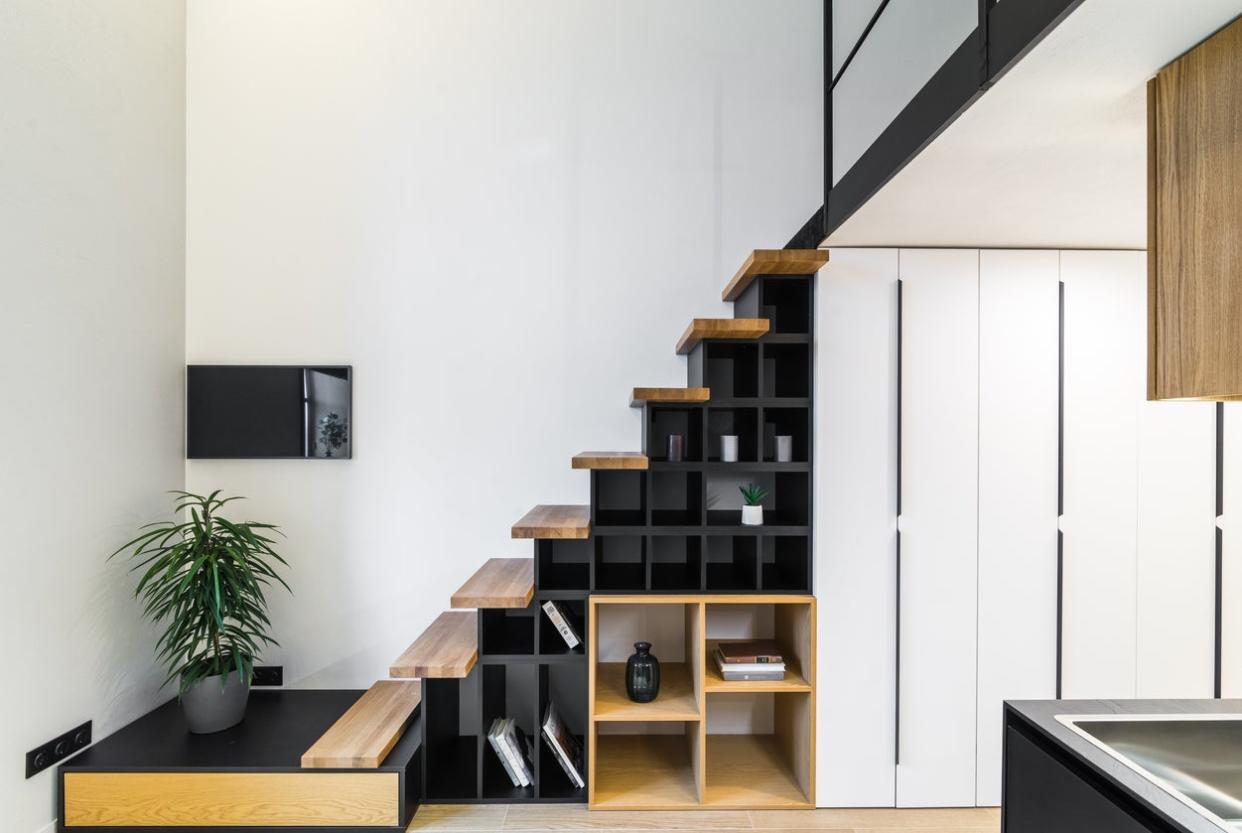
[721,435,739,462]
[775,435,794,463]
[741,505,764,526]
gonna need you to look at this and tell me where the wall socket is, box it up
[252,665,283,686]
[26,721,91,778]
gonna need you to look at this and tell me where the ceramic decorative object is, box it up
[667,434,684,463]
[625,642,660,703]
[775,435,794,462]
[720,435,739,462]
[181,670,250,734]
[741,504,764,526]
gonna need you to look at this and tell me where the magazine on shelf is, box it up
[500,719,534,787]
[541,601,582,649]
[487,718,522,787]
[541,701,585,788]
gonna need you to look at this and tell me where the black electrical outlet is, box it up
[252,665,283,686]
[26,720,91,778]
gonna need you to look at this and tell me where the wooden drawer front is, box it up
[63,771,399,827]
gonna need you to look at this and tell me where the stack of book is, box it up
[541,701,585,788]
[713,639,786,682]
[541,601,582,649]
[487,718,534,788]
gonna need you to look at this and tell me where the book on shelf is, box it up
[487,717,534,788]
[715,639,784,664]
[714,647,786,681]
[541,701,585,788]
[487,718,521,787]
[541,601,581,649]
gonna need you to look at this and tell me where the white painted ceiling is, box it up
[825,0,1242,250]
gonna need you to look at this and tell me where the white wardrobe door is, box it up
[816,248,899,807]
[1223,405,1242,697]
[976,251,1059,807]
[1136,400,1215,698]
[1061,250,1144,699]
[897,249,978,807]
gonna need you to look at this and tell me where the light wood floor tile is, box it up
[409,804,508,831]
[749,808,998,830]
[502,805,753,830]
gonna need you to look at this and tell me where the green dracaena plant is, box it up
[739,484,769,506]
[111,491,290,695]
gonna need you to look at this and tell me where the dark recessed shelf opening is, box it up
[704,342,759,399]
[707,407,759,462]
[704,471,808,528]
[651,535,703,591]
[646,407,703,463]
[761,536,810,592]
[482,606,535,656]
[651,470,704,526]
[593,470,646,527]
[482,664,537,800]
[762,408,810,463]
[761,278,812,335]
[425,675,480,800]
[706,536,758,590]
[595,536,646,591]
[539,598,586,655]
[538,663,588,798]
[762,343,810,399]
[536,540,590,591]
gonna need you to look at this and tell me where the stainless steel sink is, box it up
[1058,714,1242,832]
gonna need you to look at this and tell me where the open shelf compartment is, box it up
[535,539,590,591]
[651,469,704,526]
[645,406,704,463]
[593,470,646,527]
[760,276,813,335]
[761,343,810,399]
[705,471,809,528]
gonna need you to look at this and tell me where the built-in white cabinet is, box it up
[1223,406,1242,697]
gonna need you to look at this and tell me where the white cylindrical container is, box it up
[741,504,763,526]
[721,435,739,462]
[775,435,794,463]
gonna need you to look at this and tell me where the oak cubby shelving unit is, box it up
[587,595,815,810]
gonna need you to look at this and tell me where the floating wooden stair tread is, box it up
[572,451,649,470]
[511,504,591,539]
[722,248,830,302]
[629,387,710,407]
[301,680,421,769]
[390,611,478,679]
[675,318,770,355]
[451,558,533,609]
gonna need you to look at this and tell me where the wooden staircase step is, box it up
[511,504,591,539]
[630,387,710,407]
[390,611,478,679]
[722,249,830,302]
[301,680,421,769]
[572,452,648,470]
[451,558,533,609]
[675,318,770,355]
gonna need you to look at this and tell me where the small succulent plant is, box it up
[739,484,768,506]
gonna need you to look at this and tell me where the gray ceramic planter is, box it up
[181,670,250,734]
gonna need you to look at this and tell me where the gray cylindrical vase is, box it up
[667,434,684,463]
[181,670,250,734]
[775,435,794,463]
[720,435,739,462]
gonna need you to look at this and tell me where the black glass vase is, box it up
[625,641,660,703]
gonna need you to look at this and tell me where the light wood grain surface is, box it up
[301,680,420,769]
[1149,16,1242,399]
[630,387,711,408]
[451,558,534,609]
[722,249,830,302]
[511,505,591,540]
[390,610,478,678]
[675,319,769,356]
[572,452,650,471]
[407,803,1001,831]
[63,771,398,827]
[594,662,699,722]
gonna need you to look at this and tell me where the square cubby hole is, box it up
[481,664,537,800]
[538,663,588,798]
[762,343,810,398]
[647,406,703,462]
[762,408,809,463]
[595,536,646,591]
[536,539,590,591]
[481,605,535,656]
[761,536,810,591]
[651,469,703,526]
[423,673,480,800]
[706,536,758,590]
[538,598,586,656]
[707,407,759,462]
[703,342,759,399]
[761,278,812,334]
[593,470,646,527]
[705,471,808,527]
[651,535,703,591]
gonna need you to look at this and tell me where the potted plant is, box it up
[740,483,768,526]
[111,491,289,734]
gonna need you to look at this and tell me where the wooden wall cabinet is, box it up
[1148,16,1242,400]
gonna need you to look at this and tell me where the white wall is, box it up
[0,3,186,831]
[184,0,823,687]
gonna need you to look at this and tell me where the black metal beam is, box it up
[831,0,892,90]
